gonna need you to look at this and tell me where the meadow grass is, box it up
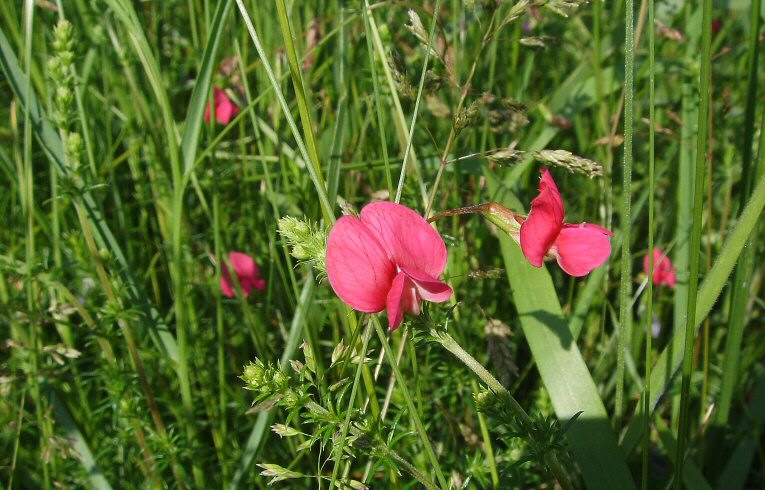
[1,0,764,488]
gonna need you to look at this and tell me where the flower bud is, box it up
[52,20,74,53]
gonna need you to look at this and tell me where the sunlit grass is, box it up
[1,1,764,488]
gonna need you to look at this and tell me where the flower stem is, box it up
[373,319,449,489]
[434,331,574,490]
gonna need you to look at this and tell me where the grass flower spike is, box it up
[205,87,240,125]
[221,252,266,298]
[644,248,676,287]
[520,168,614,276]
[326,202,453,330]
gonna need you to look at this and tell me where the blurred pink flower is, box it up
[643,248,676,287]
[205,87,240,125]
[519,168,613,276]
[326,202,453,330]
[221,252,266,298]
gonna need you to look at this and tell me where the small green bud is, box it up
[52,20,74,53]
[290,245,310,261]
[242,361,265,388]
[281,390,300,410]
[55,86,73,111]
[57,51,74,70]
[272,370,288,389]
[47,57,61,77]
[97,247,111,262]
[65,132,83,159]
[473,389,499,413]
[277,216,328,275]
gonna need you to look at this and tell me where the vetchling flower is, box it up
[519,168,613,276]
[643,248,676,287]
[205,87,240,125]
[325,201,453,330]
[221,252,266,298]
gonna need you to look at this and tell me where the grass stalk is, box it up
[674,0,713,483]
[394,0,441,204]
[236,0,334,223]
[360,0,393,196]
[616,0,635,427]
[642,0,656,484]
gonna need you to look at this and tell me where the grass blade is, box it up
[674,0,713,482]
[616,0,635,427]
[180,0,233,178]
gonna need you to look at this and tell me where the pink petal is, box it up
[520,168,565,267]
[326,216,396,313]
[359,202,448,278]
[204,102,212,123]
[401,267,453,303]
[206,88,240,125]
[221,252,263,298]
[664,269,677,287]
[553,223,612,277]
[385,272,420,330]
[644,248,676,287]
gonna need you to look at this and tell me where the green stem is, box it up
[674,0,713,484]
[373,319,449,489]
[394,0,441,204]
[434,331,574,490]
[471,379,500,487]
[330,320,374,489]
[383,446,440,490]
[642,0,655,484]
[424,8,499,218]
[361,0,393,196]
[616,0,635,428]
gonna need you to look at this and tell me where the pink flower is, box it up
[519,168,613,276]
[205,87,240,125]
[643,248,676,287]
[326,202,453,330]
[220,252,266,298]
